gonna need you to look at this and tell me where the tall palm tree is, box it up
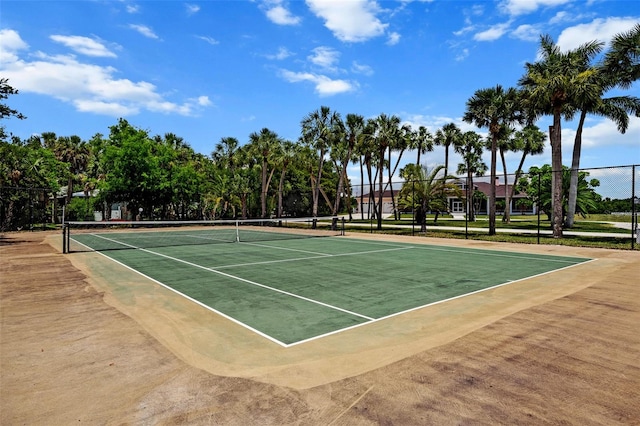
[300,106,342,219]
[373,113,402,229]
[565,25,640,228]
[519,34,603,237]
[248,128,281,218]
[413,125,433,166]
[454,131,486,221]
[433,123,461,180]
[339,113,365,219]
[463,85,523,235]
[275,140,297,218]
[211,137,240,172]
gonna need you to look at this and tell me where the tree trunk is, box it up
[377,146,385,230]
[566,110,586,228]
[550,113,564,238]
[500,149,510,223]
[489,135,497,236]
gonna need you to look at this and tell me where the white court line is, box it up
[240,241,331,256]
[342,237,588,264]
[88,234,375,323]
[214,246,415,269]
[283,258,598,347]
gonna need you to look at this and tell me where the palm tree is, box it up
[248,128,281,218]
[373,113,402,229]
[565,25,640,228]
[454,131,487,221]
[433,123,461,180]
[413,125,433,166]
[300,106,342,219]
[275,140,297,218]
[508,125,546,211]
[398,164,462,232]
[339,113,365,219]
[519,34,603,237]
[463,85,523,235]
[212,137,240,172]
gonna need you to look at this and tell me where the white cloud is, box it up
[129,24,159,39]
[351,61,374,76]
[185,3,200,15]
[305,0,388,42]
[0,29,208,117]
[556,17,640,51]
[474,22,511,41]
[126,4,140,14]
[308,46,340,71]
[196,35,219,45]
[266,46,293,60]
[580,116,640,148]
[279,69,356,96]
[511,24,540,42]
[261,0,301,25]
[386,32,401,46]
[50,35,117,58]
[499,0,571,17]
[455,48,469,61]
[0,29,29,63]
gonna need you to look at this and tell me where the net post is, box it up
[62,223,68,254]
[235,220,240,243]
[341,217,345,236]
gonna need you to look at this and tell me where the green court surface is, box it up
[71,233,592,346]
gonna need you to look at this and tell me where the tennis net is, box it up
[63,217,344,253]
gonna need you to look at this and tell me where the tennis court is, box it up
[68,222,593,347]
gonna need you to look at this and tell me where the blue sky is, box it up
[1,0,638,186]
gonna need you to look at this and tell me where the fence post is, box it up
[633,165,637,249]
[537,172,541,245]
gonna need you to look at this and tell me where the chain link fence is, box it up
[349,164,639,250]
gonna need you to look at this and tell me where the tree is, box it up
[508,125,546,213]
[398,164,462,232]
[333,113,364,218]
[519,34,603,237]
[275,140,297,218]
[463,85,523,234]
[413,125,433,166]
[247,128,281,218]
[300,106,342,220]
[372,113,402,229]
[517,165,601,222]
[454,131,487,221]
[212,137,240,172]
[565,25,640,228]
[433,123,461,181]
[0,78,26,141]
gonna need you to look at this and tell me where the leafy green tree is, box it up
[398,164,462,232]
[516,165,601,222]
[0,78,26,141]
[100,119,164,219]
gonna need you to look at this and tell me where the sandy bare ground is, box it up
[1,231,639,425]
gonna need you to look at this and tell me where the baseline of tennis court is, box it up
[71,232,593,346]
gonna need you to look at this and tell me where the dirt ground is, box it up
[1,231,639,425]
